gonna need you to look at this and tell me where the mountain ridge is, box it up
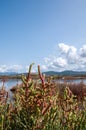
[0,70,86,76]
[43,70,86,76]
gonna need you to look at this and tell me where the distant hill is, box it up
[43,70,86,76]
[0,72,38,79]
[0,70,86,77]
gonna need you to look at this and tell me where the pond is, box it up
[0,78,86,91]
[55,78,86,84]
[0,79,22,90]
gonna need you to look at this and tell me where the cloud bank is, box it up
[0,43,86,73]
[41,43,86,72]
[0,65,23,73]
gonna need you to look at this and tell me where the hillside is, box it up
[43,70,86,76]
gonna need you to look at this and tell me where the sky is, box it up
[0,0,86,72]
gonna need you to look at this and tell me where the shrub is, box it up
[0,64,86,130]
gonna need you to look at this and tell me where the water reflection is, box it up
[55,79,86,84]
[0,78,86,91]
[0,79,22,90]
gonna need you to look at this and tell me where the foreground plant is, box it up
[0,64,86,130]
[9,64,57,130]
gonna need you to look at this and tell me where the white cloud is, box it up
[0,65,23,73]
[26,65,36,73]
[44,57,51,63]
[41,65,48,71]
[52,57,67,68]
[67,47,78,64]
[42,56,68,72]
[0,65,8,72]
[41,43,86,71]
[58,43,70,54]
[9,65,23,71]
[80,45,86,57]
[58,43,78,64]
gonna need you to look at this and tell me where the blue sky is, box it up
[0,0,86,72]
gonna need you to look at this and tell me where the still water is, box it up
[0,79,22,90]
[56,79,86,84]
[0,79,86,91]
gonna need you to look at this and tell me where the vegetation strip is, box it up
[0,64,86,130]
